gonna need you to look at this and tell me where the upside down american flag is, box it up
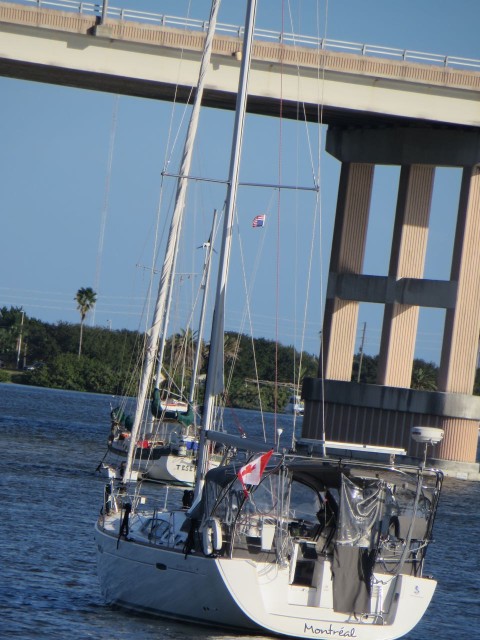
[252,214,266,228]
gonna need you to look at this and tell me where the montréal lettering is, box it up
[304,623,357,637]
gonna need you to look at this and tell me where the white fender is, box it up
[202,518,223,555]
[211,517,223,551]
[202,525,213,556]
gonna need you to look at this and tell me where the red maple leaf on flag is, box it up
[237,450,274,498]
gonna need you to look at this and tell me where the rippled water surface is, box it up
[1,383,479,639]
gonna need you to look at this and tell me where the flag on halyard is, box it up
[252,214,266,228]
[237,449,274,497]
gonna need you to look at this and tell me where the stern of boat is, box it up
[215,555,436,640]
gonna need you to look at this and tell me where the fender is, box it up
[202,524,213,556]
[202,517,223,555]
[211,517,223,551]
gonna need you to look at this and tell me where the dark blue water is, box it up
[1,383,479,639]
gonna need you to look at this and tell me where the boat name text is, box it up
[304,623,356,637]
[174,464,193,472]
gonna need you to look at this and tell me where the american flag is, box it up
[252,214,266,228]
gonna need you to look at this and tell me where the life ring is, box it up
[202,518,223,555]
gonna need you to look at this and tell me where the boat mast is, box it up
[153,2,224,388]
[123,0,222,484]
[188,208,218,406]
[194,0,258,498]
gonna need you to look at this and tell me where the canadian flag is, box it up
[237,450,274,497]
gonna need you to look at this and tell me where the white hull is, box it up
[107,443,221,486]
[142,453,197,485]
[95,518,436,640]
[217,555,436,639]
[108,438,202,486]
[95,522,257,632]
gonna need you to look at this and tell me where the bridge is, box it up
[1,1,480,128]
[1,0,479,477]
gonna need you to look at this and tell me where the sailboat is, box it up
[100,2,224,486]
[95,2,444,638]
[105,216,219,486]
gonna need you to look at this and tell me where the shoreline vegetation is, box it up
[0,306,319,411]
[0,306,464,410]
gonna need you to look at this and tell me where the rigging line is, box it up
[92,94,118,327]
[160,0,196,179]
[273,0,288,437]
[161,172,319,191]
[161,206,223,388]
[283,0,321,432]
[317,0,329,456]
[284,0,326,447]
[152,0,224,394]
[285,1,303,427]
[290,101,300,439]
[225,200,275,443]
[159,253,212,399]
[148,88,195,332]
[158,210,219,395]
[147,6,197,330]
[284,0,321,191]
[295,189,321,446]
[149,1,198,334]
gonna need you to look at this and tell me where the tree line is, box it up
[1,305,478,409]
[0,305,319,409]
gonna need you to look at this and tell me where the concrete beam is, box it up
[327,273,457,308]
[2,4,480,128]
[326,126,480,166]
[302,377,480,420]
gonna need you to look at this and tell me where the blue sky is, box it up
[1,0,480,365]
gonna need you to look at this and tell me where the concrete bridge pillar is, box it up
[321,162,373,380]
[377,165,434,388]
[439,165,480,394]
[303,126,480,475]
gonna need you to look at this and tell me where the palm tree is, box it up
[411,361,438,391]
[75,287,97,358]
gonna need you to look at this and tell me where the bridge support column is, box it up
[321,162,374,380]
[303,126,480,473]
[439,166,480,393]
[436,166,480,460]
[377,165,435,387]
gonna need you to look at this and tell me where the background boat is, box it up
[284,394,304,415]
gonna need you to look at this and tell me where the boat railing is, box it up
[10,0,480,71]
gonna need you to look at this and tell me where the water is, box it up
[1,383,479,640]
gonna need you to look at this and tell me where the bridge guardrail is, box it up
[9,0,480,71]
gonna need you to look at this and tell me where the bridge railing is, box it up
[10,0,480,71]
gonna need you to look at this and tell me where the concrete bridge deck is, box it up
[0,1,480,129]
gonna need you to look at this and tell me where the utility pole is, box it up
[16,311,25,370]
[357,322,366,383]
